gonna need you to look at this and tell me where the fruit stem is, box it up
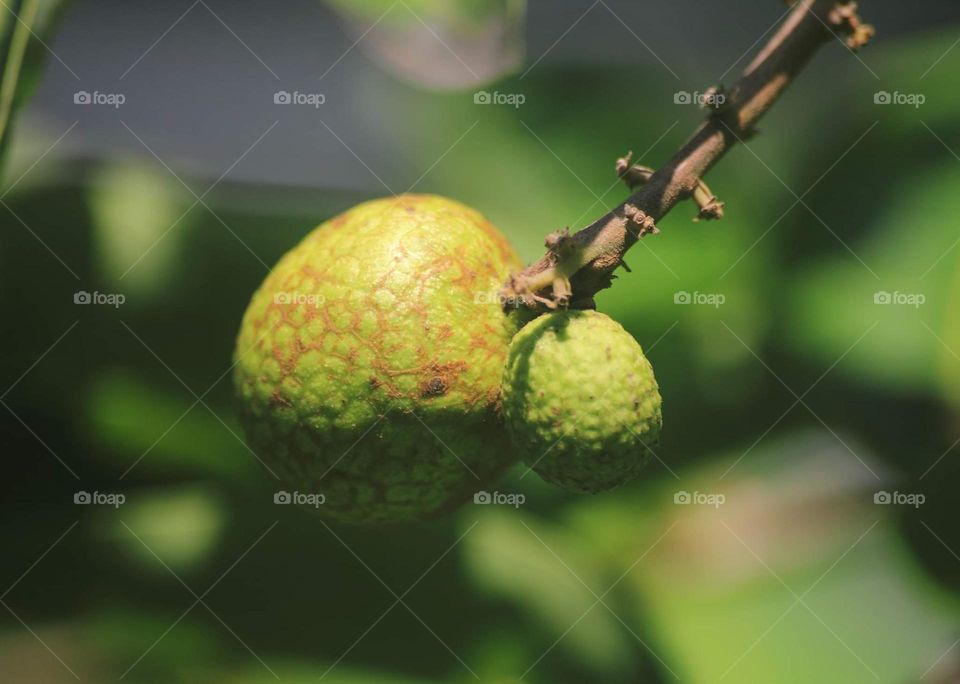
[500,0,873,312]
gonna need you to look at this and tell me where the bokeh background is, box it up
[2,0,960,682]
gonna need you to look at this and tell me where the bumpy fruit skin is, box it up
[233,195,522,523]
[502,310,662,493]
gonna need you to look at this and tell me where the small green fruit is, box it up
[501,310,662,493]
[234,195,521,523]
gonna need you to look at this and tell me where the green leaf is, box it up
[787,159,960,395]
[88,160,196,297]
[0,0,38,161]
[0,0,71,167]
[85,369,257,479]
[104,485,226,574]
[461,509,634,676]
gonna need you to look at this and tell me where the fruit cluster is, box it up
[234,195,662,523]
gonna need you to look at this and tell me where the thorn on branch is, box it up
[828,1,874,50]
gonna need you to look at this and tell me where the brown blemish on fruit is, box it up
[269,388,293,409]
[420,376,448,397]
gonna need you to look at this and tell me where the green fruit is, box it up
[502,310,662,493]
[233,195,522,523]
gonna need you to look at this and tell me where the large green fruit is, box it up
[502,310,662,493]
[234,195,522,523]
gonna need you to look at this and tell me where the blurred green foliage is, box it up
[0,0,70,157]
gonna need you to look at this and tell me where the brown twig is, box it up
[500,0,873,311]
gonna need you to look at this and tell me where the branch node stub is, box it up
[498,273,533,311]
[690,177,725,222]
[545,227,581,266]
[616,151,656,190]
[499,273,557,311]
[694,197,725,222]
[701,84,729,113]
[623,204,659,237]
[551,275,573,309]
[828,1,874,50]
[545,227,574,255]
[615,151,632,178]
